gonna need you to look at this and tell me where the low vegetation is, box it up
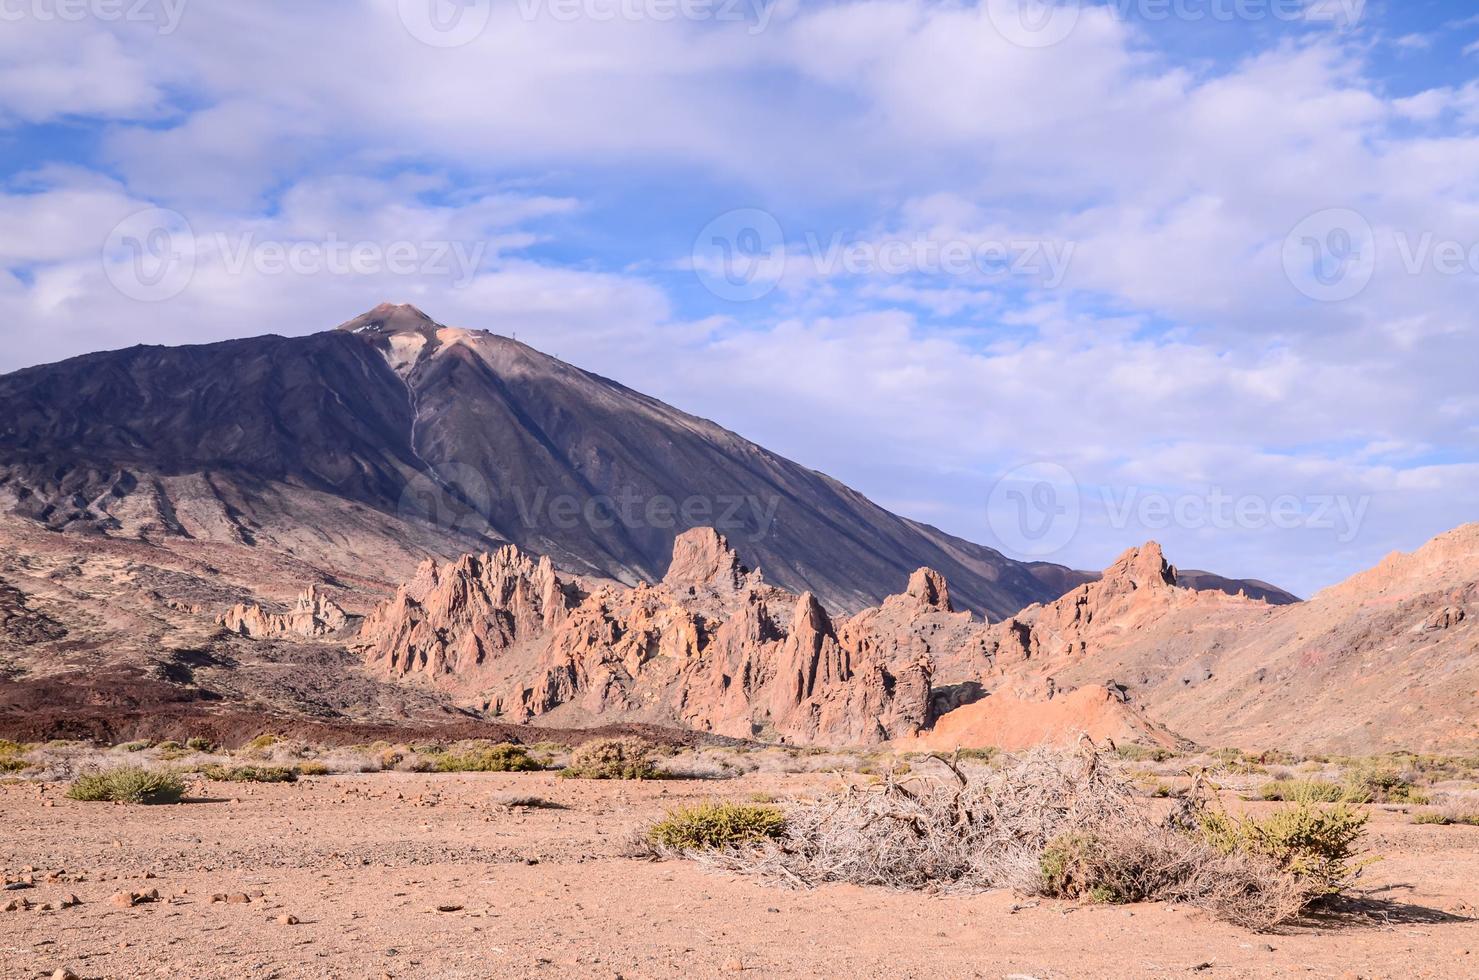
[434,743,542,773]
[560,737,660,780]
[67,767,187,804]
[1257,779,1347,803]
[680,746,1367,930]
[199,764,298,783]
[648,802,787,852]
[1200,802,1369,896]
[1412,807,1479,827]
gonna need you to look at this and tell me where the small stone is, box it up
[225,893,252,905]
[109,892,137,909]
[436,904,464,913]
[723,959,744,972]
[60,894,81,908]
[52,969,79,980]
[276,914,299,925]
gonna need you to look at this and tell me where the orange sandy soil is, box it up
[2,772,1476,979]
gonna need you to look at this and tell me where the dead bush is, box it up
[700,744,1320,930]
[560,737,659,780]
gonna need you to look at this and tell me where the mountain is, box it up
[0,303,1294,617]
[0,303,1094,619]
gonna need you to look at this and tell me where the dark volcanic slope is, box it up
[0,304,1284,617]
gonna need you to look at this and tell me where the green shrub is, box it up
[0,757,29,774]
[434,743,541,773]
[200,764,297,783]
[559,737,660,780]
[1116,744,1174,763]
[67,767,186,804]
[1257,779,1346,803]
[294,761,330,776]
[1200,802,1369,897]
[118,740,151,753]
[648,802,787,851]
[1412,808,1479,827]
[1343,762,1422,803]
[185,737,214,752]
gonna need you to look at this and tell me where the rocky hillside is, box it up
[971,528,1479,753]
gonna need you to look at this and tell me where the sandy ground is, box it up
[2,771,1476,979]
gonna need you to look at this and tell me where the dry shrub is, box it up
[434,743,542,773]
[199,764,297,783]
[702,745,1324,930]
[67,767,186,804]
[1413,806,1479,826]
[648,803,787,852]
[560,737,659,780]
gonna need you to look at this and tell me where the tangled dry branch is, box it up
[697,743,1308,930]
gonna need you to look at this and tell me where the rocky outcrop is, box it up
[357,528,939,744]
[355,528,1198,748]
[357,546,570,676]
[217,585,350,640]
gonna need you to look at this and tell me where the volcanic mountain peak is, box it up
[336,302,444,338]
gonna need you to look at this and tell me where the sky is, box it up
[2,0,1478,598]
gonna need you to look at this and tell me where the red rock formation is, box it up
[354,528,1207,748]
[217,585,350,640]
[356,528,941,744]
[356,546,569,676]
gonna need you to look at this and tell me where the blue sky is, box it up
[3,0,1479,597]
